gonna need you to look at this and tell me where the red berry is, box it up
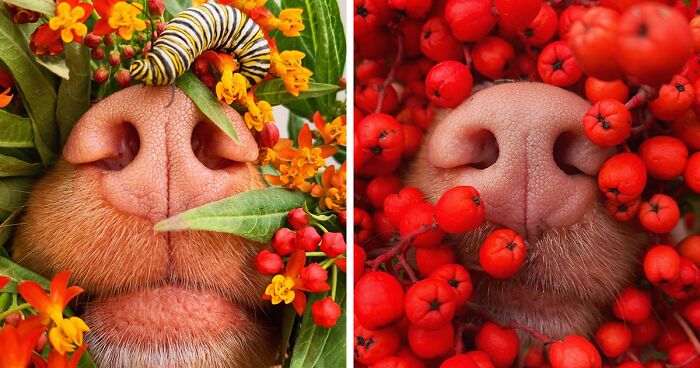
[404,278,457,329]
[474,322,520,368]
[463,351,496,368]
[430,264,473,306]
[287,208,309,230]
[558,5,587,41]
[672,110,700,150]
[679,235,700,266]
[444,0,497,42]
[440,354,478,368]
[354,244,366,284]
[639,194,680,234]
[435,186,485,233]
[373,356,412,368]
[399,203,445,248]
[354,323,402,365]
[312,297,341,328]
[630,316,660,347]
[416,245,457,277]
[373,211,399,242]
[612,286,651,323]
[638,135,689,180]
[682,299,700,329]
[367,176,403,209]
[300,263,330,292]
[568,7,623,80]
[650,75,695,121]
[356,113,405,176]
[354,0,391,39]
[604,197,641,222]
[388,0,432,18]
[272,228,296,256]
[594,322,632,358]
[296,226,321,251]
[494,0,540,30]
[519,3,558,47]
[548,335,602,368]
[668,343,700,367]
[356,77,399,114]
[597,152,647,203]
[407,322,454,359]
[584,77,629,104]
[425,61,473,108]
[355,208,374,246]
[420,18,465,62]
[616,3,694,86]
[384,187,425,227]
[320,232,346,258]
[523,345,545,368]
[402,124,423,159]
[472,36,516,80]
[662,258,700,299]
[253,250,283,275]
[355,271,405,329]
[479,229,526,279]
[582,99,632,147]
[538,41,582,87]
[685,152,700,194]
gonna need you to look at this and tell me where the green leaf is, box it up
[56,43,91,146]
[35,57,69,80]
[1,0,54,16]
[0,8,58,165]
[278,304,298,366]
[176,71,239,144]
[289,273,346,368]
[255,79,338,106]
[162,0,190,19]
[0,177,32,221]
[0,207,21,248]
[155,188,307,242]
[312,0,345,109]
[0,110,34,148]
[0,154,42,177]
[332,145,345,164]
[287,112,305,142]
[277,0,316,72]
[0,256,49,293]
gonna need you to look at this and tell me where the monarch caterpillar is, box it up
[130,3,271,86]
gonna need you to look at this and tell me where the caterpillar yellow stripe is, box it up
[130,3,271,86]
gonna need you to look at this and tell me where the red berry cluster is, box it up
[355,0,700,366]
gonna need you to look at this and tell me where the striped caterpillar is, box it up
[130,3,271,86]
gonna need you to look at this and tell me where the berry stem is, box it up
[463,46,473,68]
[397,253,418,283]
[674,312,700,353]
[331,264,338,301]
[466,302,552,344]
[0,303,31,321]
[366,223,436,269]
[625,85,657,110]
[454,323,466,354]
[375,32,404,114]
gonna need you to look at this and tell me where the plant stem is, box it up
[366,223,436,269]
[0,303,32,321]
[331,265,338,301]
[466,302,552,344]
[675,312,700,353]
[375,32,403,114]
[305,252,327,257]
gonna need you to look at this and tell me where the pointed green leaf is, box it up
[0,154,42,177]
[0,207,20,248]
[0,8,58,165]
[56,43,91,146]
[0,110,34,148]
[176,71,239,143]
[312,0,345,109]
[287,112,305,142]
[255,79,338,106]
[155,188,306,242]
[0,177,31,221]
[1,0,54,16]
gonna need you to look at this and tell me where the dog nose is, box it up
[427,82,613,239]
[63,86,258,222]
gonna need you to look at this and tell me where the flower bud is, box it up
[91,47,105,60]
[35,334,47,353]
[253,250,283,275]
[104,35,115,46]
[272,228,296,256]
[287,208,308,230]
[115,69,132,88]
[311,297,341,328]
[4,313,21,327]
[296,226,321,251]
[109,51,121,67]
[142,42,152,58]
[157,21,168,36]
[93,67,109,83]
[300,263,330,292]
[7,4,42,24]
[83,33,102,49]
[121,45,135,60]
[320,232,346,258]
[260,123,280,148]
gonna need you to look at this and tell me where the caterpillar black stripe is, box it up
[130,3,271,86]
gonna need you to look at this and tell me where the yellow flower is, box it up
[265,275,296,304]
[244,99,274,132]
[259,139,292,167]
[193,0,208,4]
[282,66,313,97]
[216,71,248,105]
[49,1,90,43]
[48,317,90,355]
[108,2,147,40]
[276,8,305,37]
[272,50,306,76]
[311,163,346,213]
[314,112,346,146]
[229,0,267,12]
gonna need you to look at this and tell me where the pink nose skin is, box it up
[63,86,258,222]
[427,82,614,240]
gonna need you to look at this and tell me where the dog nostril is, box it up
[191,122,243,170]
[94,122,140,171]
[553,132,584,176]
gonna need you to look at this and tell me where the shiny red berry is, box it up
[479,229,526,279]
[639,194,680,234]
[548,335,601,368]
[355,271,405,329]
[474,322,520,368]
[582,99,632,147]
[435,186,485,233]
[612,286,651,323]
[425,61,473,108]
[404,278,457,329]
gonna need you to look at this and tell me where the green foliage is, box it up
[56,43,91,146]
[255,79,339,106]
[155,188,307,242]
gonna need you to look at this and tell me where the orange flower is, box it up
[263,249,330,315]
[18,270,83,325]
[265,124,337,192]
[259,139,293,167]
[33,344,88,368]
[0,316,46,368]
[313,112,346,146]
[93,0,147,40]
[47,0,93,43]
[0,88,13,109]
[311,163,346,213]
[30,24,65,57]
